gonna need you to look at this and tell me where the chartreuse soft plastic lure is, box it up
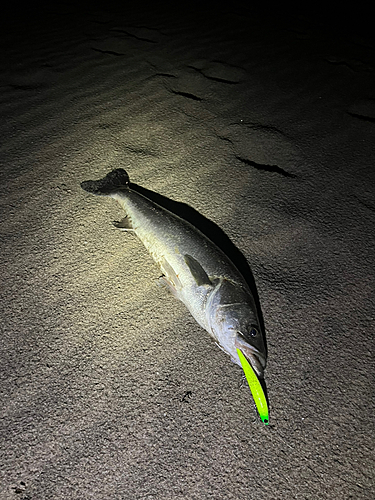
[237,348,269,425]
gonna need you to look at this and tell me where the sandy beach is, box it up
[1,3,374,499]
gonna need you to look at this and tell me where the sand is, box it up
[1,3,374,499]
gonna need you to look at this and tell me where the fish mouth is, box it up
[244,350,266,379]
[235,339,266,378]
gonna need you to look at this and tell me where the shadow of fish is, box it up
[81,168,267,378]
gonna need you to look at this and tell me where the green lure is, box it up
[237,348,269,425]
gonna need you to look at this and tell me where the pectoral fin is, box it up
[184,254,212,286]
[161,258,182,291]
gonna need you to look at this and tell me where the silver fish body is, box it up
[81,169,267,377]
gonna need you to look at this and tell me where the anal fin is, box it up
[112,216,133,231]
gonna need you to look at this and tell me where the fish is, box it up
[80,168,267,379]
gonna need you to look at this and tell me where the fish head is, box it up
[234,323,267,378]
[207,279,267,378]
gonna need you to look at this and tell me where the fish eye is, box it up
[249,327,258,337]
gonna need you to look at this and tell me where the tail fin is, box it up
[81,168,130,195]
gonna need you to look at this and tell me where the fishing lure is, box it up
[237,348,269,425]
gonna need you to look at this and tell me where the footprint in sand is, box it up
[8,67,55,90]
[110,26,165,44]
[188,60,247,84]
[164,60,247,102]
[217,122,300,178]
[325,55,374,73]
[91,25,162,56]
[347,98,375,123]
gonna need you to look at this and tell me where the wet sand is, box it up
[1,3,374,499]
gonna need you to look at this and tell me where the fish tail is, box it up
[81,168,130,195]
